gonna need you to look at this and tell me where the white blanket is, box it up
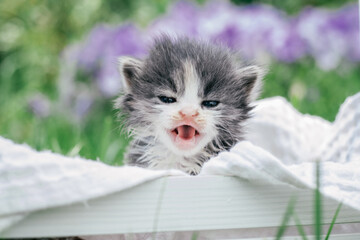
[0,93,359,235]
[202,94,360,211]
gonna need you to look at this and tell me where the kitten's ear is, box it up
[237,65,264,103]
[118,56,143,93]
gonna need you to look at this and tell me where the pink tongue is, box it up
[177,125,196,140]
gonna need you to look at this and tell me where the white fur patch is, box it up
[181,60,201,107]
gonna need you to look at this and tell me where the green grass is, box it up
[0,91,129,164]
[263,60,360,122]
[275,162,343,240]
[275,196,297,239]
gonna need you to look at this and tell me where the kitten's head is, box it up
[116,36,264,158]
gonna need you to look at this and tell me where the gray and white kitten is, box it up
[115,36,263,175]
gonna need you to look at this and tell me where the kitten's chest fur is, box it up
[125,136,213,175]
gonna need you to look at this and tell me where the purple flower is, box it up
[73,90,94,120]
[297,4,359,70]
[198,1,244,48]
[28,94,51,118]
[74,24,146,97]
[62,0,360,85]
[57,1,360,118]
[77,25,114,70]
[96,25,146,96]
[326,4,360,62]
[148,1,199,37]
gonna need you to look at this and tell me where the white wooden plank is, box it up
[2,176,360,238]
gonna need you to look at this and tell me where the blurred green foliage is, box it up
[0,0,359,165]
[265,60,360,119]
[0,0,180,164]
[230,0,356,14]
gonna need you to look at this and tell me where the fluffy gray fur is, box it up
[115,36,264,175]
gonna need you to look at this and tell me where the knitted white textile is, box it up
[0,93,359,235]
[0,139,185,232]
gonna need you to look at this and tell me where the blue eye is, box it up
[158,96,177,104]
[202,100,219,108]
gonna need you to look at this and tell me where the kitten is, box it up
[115,36,264,175]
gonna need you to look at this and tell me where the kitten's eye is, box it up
[158,96,177,104]
[202,100,219,108]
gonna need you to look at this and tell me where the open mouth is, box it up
[173,125,200,140]
[169,125,201,149]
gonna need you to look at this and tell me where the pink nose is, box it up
[179,107,199,117]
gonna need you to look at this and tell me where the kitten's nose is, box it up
[179,106,199,117]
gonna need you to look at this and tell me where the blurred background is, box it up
[0,0,359,165]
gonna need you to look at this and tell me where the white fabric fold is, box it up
[0,138,185,233]
[200,141,310,188]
